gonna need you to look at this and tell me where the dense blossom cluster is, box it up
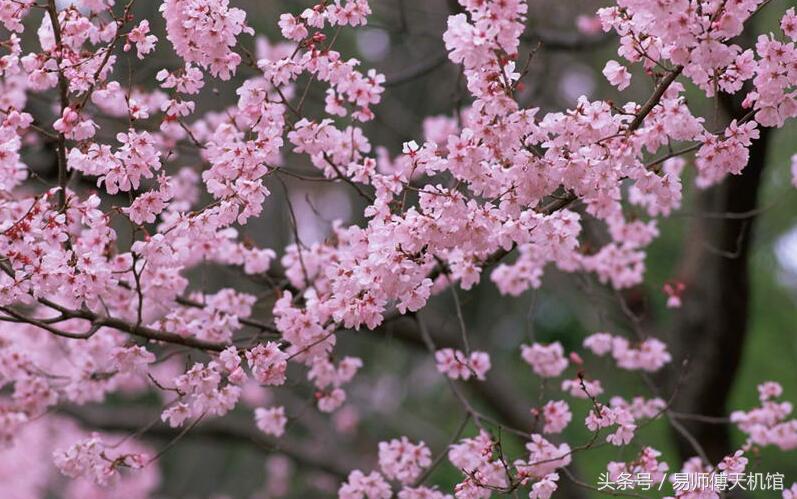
[160,0,251,79]
[731,382,797,451]
[0,0,796,496]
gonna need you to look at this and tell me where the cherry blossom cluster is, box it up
[435,348,491,381]
[731,382,797,451]
[54,433,148,486]
[583,332,672,372]
[4,417,160,498]
[1,0,796,496]
[342,326,674,496]
[160,0,252,80]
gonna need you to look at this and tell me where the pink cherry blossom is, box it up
[54,433,148,487]
[435,348,491,381]
[529,473,559,499]
[378,437,431,484]
[160,0,253,80]
[521,342,569,378]
[278,14,308,42]
[561,377,604,399]
[1,0,796,495]
[339,470,392,499]
[110,345,155,374]
[540,400,572,434]
[53,107,97,141]
[254,406,287,437]
[125,20,157,59]
[603,60,632,90]
[583,332,613,356]
[245,342,288,386]
[783,8,797,41]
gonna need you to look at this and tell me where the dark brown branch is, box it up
[384,315,535,432]
[384,54,449,87]
[666,93,772,462]
[45,0,71,212]
[60,405,360,478]
[627,66,684,132]
[322,154,376,204]
[39,298,229,351]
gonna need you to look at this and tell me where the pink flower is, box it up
[4,0,797,495]
[562,377,604,399]
[53,106,97,141]
[156,64,205,94]
[378,437,431,484]
[435,348,469,380]
[586,406,637,446]
[782,8,797,41]
[397,486,450,499]
[125,20,157,59]
[124,178,174,225]
[518,434,572,479]
[327,0,371,27]
[54,434,149,487]
[717,450,748,476]
[583,332,613,356]
[162,403,192,428]
[541,400,572,434]
[731,383,797,451]
[758,381,784,401]
[521,342,569,378]
[318,387,346,413]
[245,342,288,386]
[111,345,155,374]
[435,349,491,381]
[529,473,559,499]
[339,470,391,499]
[160,0,252,80]
[468,351,491,380]
[602,60,631,90]
[278,14,308,41]
[610,337,672,372]
[254,406,287,437]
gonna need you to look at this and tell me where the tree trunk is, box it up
[668,124,771,462]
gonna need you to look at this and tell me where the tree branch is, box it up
[60,405,361,478]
